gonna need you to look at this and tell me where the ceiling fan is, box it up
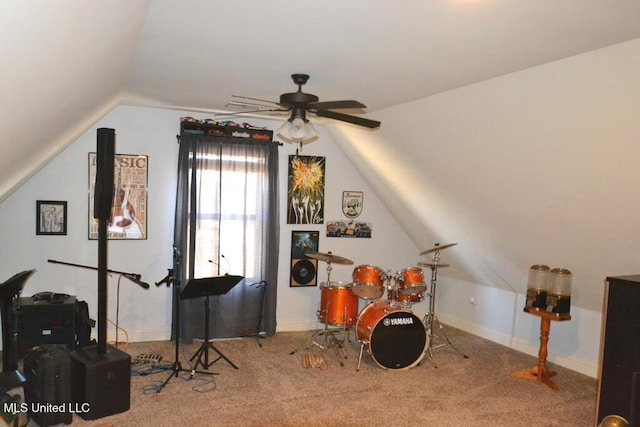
[230,74,381,140]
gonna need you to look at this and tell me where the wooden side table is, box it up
[511,308,571,391]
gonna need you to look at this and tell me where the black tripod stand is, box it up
[155,268,217,393]
[182,275,244,370]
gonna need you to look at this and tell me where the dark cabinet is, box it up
[597,275,640,426]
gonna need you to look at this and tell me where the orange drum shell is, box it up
[395,292,424,303]
[319,282,359,326]
[352,265,385,300]
[356,300,401,343]
[399,267,426,295]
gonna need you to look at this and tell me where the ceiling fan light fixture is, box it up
[276,117,319,145]
[275,120,292,140]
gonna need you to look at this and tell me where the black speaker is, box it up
[597,275,640,426]
[69,345,130,420]
[94,128,115,220]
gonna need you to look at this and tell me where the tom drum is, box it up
[356,300,427,369]
[398,267,426,295]
[351,265,385,300]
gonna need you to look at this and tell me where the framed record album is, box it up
[290,230,319,287]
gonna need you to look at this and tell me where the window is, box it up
[174,135,279,340]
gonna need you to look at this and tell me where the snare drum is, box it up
[318,281,359,326]
[352,265,385,300]
[398,267,426,295]
[356,300,427,369]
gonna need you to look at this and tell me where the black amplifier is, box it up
[16,294,77,358]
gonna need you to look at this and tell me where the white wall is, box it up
[0,104,420,345]
[325,40,640,378]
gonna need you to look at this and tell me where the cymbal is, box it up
[305,251,353,265]
[419,242,457,256]
[418,262,450,268]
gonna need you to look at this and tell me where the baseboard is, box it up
[436,313,598,378]
[103,328,170,344]
[276,320,318,332]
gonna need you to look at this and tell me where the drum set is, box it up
[294,242,467,371]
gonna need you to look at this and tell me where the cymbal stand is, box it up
[422,250,468,366]
[290,261,347,366]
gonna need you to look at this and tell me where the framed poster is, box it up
[287,155,325,224]
[88,153,148,240]
[290,230,319,287]
[36,200,67,235]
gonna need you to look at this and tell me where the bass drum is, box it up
[356,301,427,370]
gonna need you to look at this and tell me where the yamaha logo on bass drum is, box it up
[383,317,414,327]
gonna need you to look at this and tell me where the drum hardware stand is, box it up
[356,341,367,371]
[290,252,354,367]
[419,244,468,366]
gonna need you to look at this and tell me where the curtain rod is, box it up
[176,134,284,146]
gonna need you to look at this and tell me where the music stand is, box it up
[0,270,35,392]
[156,265,218,393]
[181,275,244,370]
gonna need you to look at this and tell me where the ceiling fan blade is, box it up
[231,95,281,106]
[315,110,381,129]
[309,100,366,110]
[227,100,285,111]
[212,108,289,118]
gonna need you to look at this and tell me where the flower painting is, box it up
[287,155,325,224]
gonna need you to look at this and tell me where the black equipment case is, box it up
[16,295,77,358]
[23,344,73,426]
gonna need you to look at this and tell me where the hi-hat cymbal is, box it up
[418,262,450,268]
[305,251,353,265]
[419,242,458,256]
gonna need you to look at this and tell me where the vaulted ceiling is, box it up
[3,1,640,312]
[4,1,640,201]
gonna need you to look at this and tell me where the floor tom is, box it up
[318,281,359,327]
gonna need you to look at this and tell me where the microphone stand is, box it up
[155,249,216,394]
[47,259,150,290]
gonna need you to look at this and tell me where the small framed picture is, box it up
[36,200,67,236]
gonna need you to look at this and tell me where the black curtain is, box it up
[173,134,279,342]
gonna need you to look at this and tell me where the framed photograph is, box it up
[36,200,67,235]
[88,153,148,240]
[290,230,319,287]
[326,220,372,238]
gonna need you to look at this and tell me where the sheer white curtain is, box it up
[173,134,279,341]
